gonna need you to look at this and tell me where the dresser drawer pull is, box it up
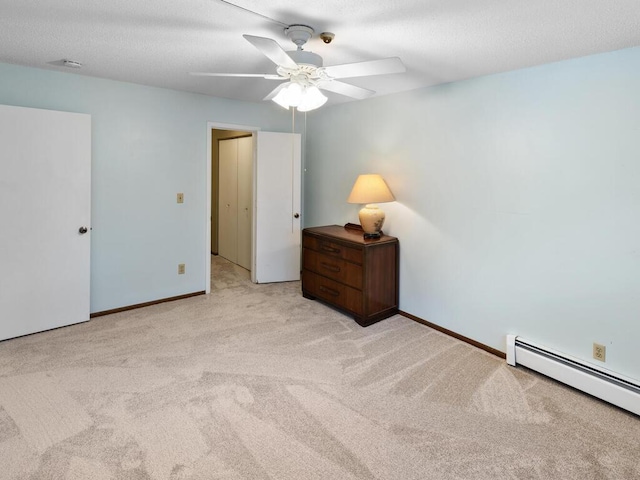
[320,262,341,273]
[321,245,341,254]
[319,285,340,297]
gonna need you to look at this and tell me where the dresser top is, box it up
[303,225,398,246]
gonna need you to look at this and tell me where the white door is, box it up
[0,104,91,341]
[253,132,302,283]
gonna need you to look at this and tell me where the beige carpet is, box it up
[0,255,638,479]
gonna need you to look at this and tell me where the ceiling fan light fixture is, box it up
[297,86,327,112]
[272,82,302,109]
[286,82,303,106]
[271,82,327,112]
[272,87,291,109]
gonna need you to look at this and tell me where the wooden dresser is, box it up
[302,225,399,326]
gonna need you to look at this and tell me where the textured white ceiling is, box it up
[1,0,640,106]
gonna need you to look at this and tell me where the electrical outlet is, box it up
[177,193,184,204]
[593,343,606,362]
[178,263,185,275]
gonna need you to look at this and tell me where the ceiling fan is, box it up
[191,25,406,112]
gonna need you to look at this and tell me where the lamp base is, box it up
[358,204,386,238]
[363,232,381,239]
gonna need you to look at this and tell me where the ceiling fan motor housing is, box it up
[285,25,314,48]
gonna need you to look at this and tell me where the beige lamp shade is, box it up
[347,174,395,204]
[347,174,395,237]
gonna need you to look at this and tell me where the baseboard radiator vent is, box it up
[506,335,640,416]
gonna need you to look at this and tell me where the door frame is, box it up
[206,122,260,293]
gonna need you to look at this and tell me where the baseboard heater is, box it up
[506,335,640,416]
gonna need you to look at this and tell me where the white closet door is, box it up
[236,136,253,270]
[218,139,238,263]
[0,104,91,341]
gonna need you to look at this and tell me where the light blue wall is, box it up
[305,46,640,381]
[0,62,293,313]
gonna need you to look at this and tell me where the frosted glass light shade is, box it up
[347,174,395,237]
[297,86,327,112]
[272,83,327,112]
[272,82,303,109]
[272,87,290,109]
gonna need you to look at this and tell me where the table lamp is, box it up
[347,174,395,238]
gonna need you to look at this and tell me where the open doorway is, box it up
[210,127,255,292]
[211,130,252,259]
[205,123,302,294]
[206,122,260,294]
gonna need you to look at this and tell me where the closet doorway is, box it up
[211,130,252,271]
[206,123,302,292]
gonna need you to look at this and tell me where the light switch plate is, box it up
[177,193,184,203]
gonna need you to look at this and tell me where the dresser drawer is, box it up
[302,270,363,315]
[302,235,363,265]
[303,249,363,289]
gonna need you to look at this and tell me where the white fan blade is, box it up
[318,80,375,100]
[263,82,289,101]
[243,34,299,69]
[322,57,405,79]
[190,72,283,79]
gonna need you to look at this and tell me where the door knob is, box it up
[78,226,88,234]
[294,213,300,219]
